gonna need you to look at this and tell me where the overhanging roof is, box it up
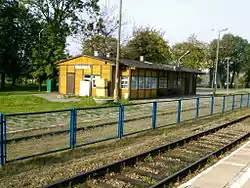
[57,55,204,74]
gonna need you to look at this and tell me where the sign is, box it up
[75,65,91,69]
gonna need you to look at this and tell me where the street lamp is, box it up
[38,29,44,55]
[213,28,228,95]
[114,0,122,102]
[38,28,44,91]
[177,50,191,67]
[225,57,233,95]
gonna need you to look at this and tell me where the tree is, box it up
[171,35,212,69]
[0,0,38,88]
[82,5,127,57]
[122,27,171,63]
[210,34,248,87]
[243,44,250,87]
[0,0,17,88]
[82,35,117,56]
[21,0,101,89]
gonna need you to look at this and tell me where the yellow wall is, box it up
[102,65,111,81]
[59,66,67,94]
[67,65,75,73]
[75,69,83,95]
[58,56,112,95]
[60,56,110,66]
[59,56,196,97]
[121,68,130,76]
[93,65,101,75]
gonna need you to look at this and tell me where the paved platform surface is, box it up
[179,139,250,188]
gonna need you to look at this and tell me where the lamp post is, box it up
[225,57,232,95]
[213,28,228,95]
[38,29,44,91]
[177,51,191,67]
[114,0,122,102]
[38,29,44,58]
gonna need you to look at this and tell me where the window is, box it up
[84,74,91,81]
[120,76,129,89]
[92,75,101,87]
[151,77,157,89]
[131,76,138,90]
[173,74,181,88]
[145,77,151,89]
[139,76,145,89]
[83,75,100,87]
[159,77,168,88]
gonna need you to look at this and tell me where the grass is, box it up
[0,95,129,114]
[1,108,250,188]
[0,84,48,96]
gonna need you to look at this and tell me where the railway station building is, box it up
[57,54,203,100]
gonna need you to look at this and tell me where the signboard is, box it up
[75,65,91,69]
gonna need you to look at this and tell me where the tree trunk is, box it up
[12,76,16,86]
[230,71,236,88]
[1,72,6,89]
[38,77,43,92]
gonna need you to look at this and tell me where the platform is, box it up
[179,139,250,188]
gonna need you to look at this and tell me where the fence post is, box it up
[69,108,77,149]
[152,101,157,129]
[0,113,6,166]
[240,94,243,108]
[248,94,250,107]
[210,96,214,116]
[118,104,124,139]
[222,96,226,113]
[232,95,235,111]
[177,99,182,123]
[195,97,200,119]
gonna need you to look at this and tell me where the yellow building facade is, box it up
[57,55,201,99]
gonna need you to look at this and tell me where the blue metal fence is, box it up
[0,93,250,166]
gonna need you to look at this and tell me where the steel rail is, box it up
[42,114,250,188]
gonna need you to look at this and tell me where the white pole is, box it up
[114,0,122,102]
[226,58,230,95]
[213,28,228,95]
[214,32,220,95]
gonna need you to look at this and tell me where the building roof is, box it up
[57,55,204,74]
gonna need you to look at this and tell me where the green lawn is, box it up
[0,84,47,96]
[0,84,130,114]
[0,95,129,114]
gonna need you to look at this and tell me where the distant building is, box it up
[57,55,204,99]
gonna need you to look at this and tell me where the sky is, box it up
[67,0,250,55]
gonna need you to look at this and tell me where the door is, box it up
[185,74,190,95]
[67,73,75,94]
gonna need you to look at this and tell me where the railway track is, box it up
[43,115,250,188]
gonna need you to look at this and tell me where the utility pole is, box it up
[213,28,228,95]
[38,29,44,91]
[114,0,122,102]
[225,57,231,95]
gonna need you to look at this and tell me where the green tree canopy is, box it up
[209,33,248,87]
[82,35,117,56]
[243,44,250,87]
[21,0,101,89]
[0,0,39,88]
[122,27,171,63]
[171,35,212,69]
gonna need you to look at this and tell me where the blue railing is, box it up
[0,93,250,166]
